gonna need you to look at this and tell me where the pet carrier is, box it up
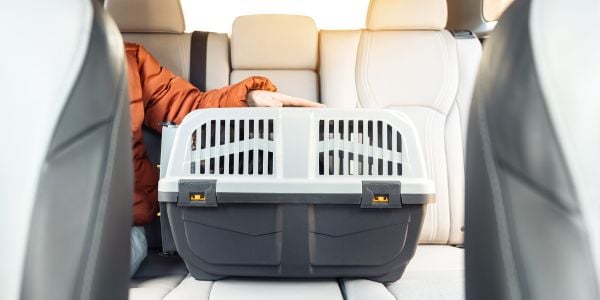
[158,108,434,283]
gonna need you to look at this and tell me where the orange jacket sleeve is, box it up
[133,45,278,132]
[126,43,278,226]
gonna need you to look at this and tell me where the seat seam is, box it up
[207,280,215,300]
[446,37,466,245]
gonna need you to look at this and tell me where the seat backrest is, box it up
[320,0,482,245]
[465,0,600,299]
[105,0,230,90]
[230,14,320,101]
[0,0,132,299]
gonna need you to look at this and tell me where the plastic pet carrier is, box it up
[158,108,434,283]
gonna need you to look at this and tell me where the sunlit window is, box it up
[181,0,370,33]
[483,0,514,21]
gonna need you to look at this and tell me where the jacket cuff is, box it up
[241,76,278,93]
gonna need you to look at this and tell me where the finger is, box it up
[262,95,284,107]
[250,91,283,107]
[281,96,325,107]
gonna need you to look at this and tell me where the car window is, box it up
[181,0,370,33]
[483,0,514,21]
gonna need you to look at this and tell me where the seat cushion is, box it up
[163,277,343,300]
[130,275,187,300]
[129,250,189,300]
[386,245,465,300]
[132,246,463,299]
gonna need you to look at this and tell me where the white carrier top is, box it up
[159,108,434,201]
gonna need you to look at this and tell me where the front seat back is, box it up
[465,0,600,299]
[0,0,132,299]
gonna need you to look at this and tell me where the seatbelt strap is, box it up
[190,31,210,91]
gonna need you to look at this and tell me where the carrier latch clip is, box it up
[178,180,218,207]
[361,181,402,208]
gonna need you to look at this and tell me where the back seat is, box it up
[106,0,229,89]
[321,0,481,246]
[320,0,481,298]
[106,0,481,298]
[230,14,320,101]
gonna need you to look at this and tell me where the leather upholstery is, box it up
[107,0,230,87]
[3,1,133,299]
[319,30,361,108]
[231,15,318,70]
[465,0,600,299]
[320,1,482,245]
[130,275,187,300]
[366,0,448,30]
[121,32,231,89]
[531,1,600,278]
[121,34,191,79]
[1,1,95,298]
[205,33,231,90]
[342,279,396,300]
[230,15,320,101]
[387,245,465,300]
[230,70,319,101]
[105,0,185,33]
[140,246,464,300]
[162,277,343,300]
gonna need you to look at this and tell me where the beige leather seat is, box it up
[106,0,229,90]
[320,0,482,298]
[230,14,320,101]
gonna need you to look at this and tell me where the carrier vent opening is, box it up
[318,119,402,176]
[189,119,275,176]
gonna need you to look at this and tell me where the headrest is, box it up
[105,0,185,33]
[367,0,448,30]
[231,15,318,70]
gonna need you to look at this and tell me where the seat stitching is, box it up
[361,31,378,108]
[425,110,438,242]
[432,32,447,111]
[446,37,465,245]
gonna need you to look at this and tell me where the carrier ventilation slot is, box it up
[318,120,402,176]
[189,119,275,176]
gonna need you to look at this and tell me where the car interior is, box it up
[1,0,598,299]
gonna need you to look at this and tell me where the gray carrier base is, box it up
[158,108,435,283]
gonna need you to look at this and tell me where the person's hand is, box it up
[246,90,325,108]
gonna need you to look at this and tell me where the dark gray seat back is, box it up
[0,0,132,299]
[465,0,600,299]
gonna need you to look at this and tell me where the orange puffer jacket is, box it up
[126,43,277,225]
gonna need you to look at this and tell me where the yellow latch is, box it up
[372,195,390,204]
[190,193,206,201]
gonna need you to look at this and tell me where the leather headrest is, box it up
[231,15,318,70]
[367,0,448,30]
[105,0,185,33]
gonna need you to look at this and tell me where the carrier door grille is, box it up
[318,119,402,176]
[189,119,275,175]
